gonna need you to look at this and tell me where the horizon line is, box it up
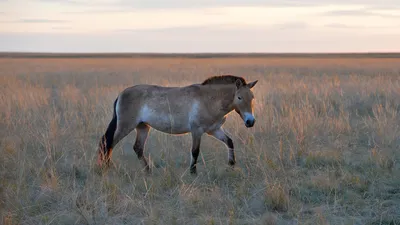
[1,51,400,58]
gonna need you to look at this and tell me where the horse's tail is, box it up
[98,97,118,165]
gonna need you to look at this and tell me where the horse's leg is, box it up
[105,121,136,166]
[133,123,150,172]
[208,127,235,167]
[98,99,118,166]
[190,132,202,174]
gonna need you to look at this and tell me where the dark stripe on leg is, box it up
[227,137,235,166]
[190,133,202,174]
[190,146,200,174]
[98,98,118,166]
[227,138,234,149]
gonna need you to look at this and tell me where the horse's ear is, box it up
[235,79,244,89]
[247,80,258,89]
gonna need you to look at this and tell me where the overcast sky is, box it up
[1,0,400,53]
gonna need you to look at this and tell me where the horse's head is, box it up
[233,79,258,128]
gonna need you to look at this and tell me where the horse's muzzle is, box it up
[245,118,255,128]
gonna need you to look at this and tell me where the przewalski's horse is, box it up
[97,75,258,174]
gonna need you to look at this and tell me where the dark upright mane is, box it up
[201,75,247,85]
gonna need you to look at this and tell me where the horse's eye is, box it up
[238,96,242,100]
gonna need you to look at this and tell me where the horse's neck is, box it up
[204,85,236,115]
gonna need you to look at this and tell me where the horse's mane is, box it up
[201,75,247,86]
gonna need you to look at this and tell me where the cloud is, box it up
[325,23,363,29]
[324,23,397,29]
[38,0,94,6]
[323,9,400,18]
[16,19,69,23]
[113,0,400,10]
[39,0,318,9]
[272,22,309,30]
[113,23,253,33]
[51,26,72,30]
[37,0,400,9]
[111,0,316,9]
[0,19,69,24]
[113,22,310,35]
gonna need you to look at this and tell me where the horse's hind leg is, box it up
[104,121,136,166]
[208,127,235,167]
[133,123,151,172]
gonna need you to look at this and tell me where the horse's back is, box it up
[121,83,201,97]
[116,84,203,134]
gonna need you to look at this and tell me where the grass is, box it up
[0,56,400,224]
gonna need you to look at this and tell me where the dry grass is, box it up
[0,56,400,225]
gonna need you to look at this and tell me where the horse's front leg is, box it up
[208,128,235,167]
[190,132,202,174]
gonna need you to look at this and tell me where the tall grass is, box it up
[1,57,399,224]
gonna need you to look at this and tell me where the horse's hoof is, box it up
[228,160,236,166]
[190,167,197,175]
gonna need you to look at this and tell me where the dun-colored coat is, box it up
[98,75,258,174]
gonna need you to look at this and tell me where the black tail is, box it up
[99,97,118,160]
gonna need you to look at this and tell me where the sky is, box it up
[0,0,400,53]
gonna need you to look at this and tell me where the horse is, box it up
[97,75,258,174]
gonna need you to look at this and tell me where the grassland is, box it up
[0,55,400,225]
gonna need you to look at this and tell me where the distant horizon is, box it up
[2,51,400,54]
[2,51,400,59]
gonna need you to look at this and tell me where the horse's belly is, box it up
[147,119,190,134]
[138,105,190,134]
[150,125,189,135]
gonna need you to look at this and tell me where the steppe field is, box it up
[1,54,400,225]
